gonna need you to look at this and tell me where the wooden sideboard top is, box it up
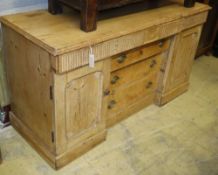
[0,3,210,56]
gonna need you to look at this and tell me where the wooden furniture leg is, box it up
[80,0,97,32]
[48,0,63,14]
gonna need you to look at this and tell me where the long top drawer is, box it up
[111,39,170,72]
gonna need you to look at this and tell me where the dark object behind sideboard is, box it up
[184,0,196,7]
[196,0,218,57]
[48,0,194,32]
[213,33,218,57]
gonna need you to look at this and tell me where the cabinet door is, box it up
[54,60,110,155]
[157,26,202,105]
[65,72,103,139]
[167,26,202,90]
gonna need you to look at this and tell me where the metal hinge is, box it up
[49,86,53,100]
[51,131,55,143]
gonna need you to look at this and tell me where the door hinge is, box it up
[51,131,55,143]
[49,86,53,100]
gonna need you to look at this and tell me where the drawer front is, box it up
[182,12,208,31]
[110,54,162,89]
[108,72,158,113]
[111,39,169,72]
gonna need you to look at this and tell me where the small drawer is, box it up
[182,12,208,31]
[111,39,169,72]
[107,72,158,113]
[110,54,162,89]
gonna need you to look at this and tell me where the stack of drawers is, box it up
[107,39,170,126]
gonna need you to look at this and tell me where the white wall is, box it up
[0,0,47,16]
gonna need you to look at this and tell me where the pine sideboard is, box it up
[0,2,210,169]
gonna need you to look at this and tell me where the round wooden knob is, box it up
[108,100,116,109]
[150,60,157,68]
[146,81,153,89]
[158,41,164,47]
[104,89,110,96]
[111,75,120,84]
[117,55,127,63]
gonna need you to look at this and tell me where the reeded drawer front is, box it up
[108,72,158,113]
[111,39,169,72]
[110,54,162,89]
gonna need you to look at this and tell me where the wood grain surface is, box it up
[1,3,210,169]
[0,3,210,56]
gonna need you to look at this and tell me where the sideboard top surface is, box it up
[0,3,210,56]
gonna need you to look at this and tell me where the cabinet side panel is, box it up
[3,25,54,151]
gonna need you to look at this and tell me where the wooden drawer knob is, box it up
[150,60,157,68]
[111,75,120,84]
[108,100,116,109]
[104,89,110,96]
[117,55,127,63]
[146,81,153,89]
[158,40,164,47]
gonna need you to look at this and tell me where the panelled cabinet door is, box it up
[165,26,202,92]
[54,61,110,155]
[65,72,103,139]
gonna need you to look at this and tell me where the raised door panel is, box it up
[54,60,110,155]
[165,26,202,92]
[65,72,103,140]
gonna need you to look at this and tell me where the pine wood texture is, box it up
[3,26,55,151]
[107,47,168,126]
[155,26,203,105]
[110,54,163,89]
[111,39,170,72]
[0,49,10,107]
[0,3,209,55]
[53,61,109,157]
[0,3,210,169]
